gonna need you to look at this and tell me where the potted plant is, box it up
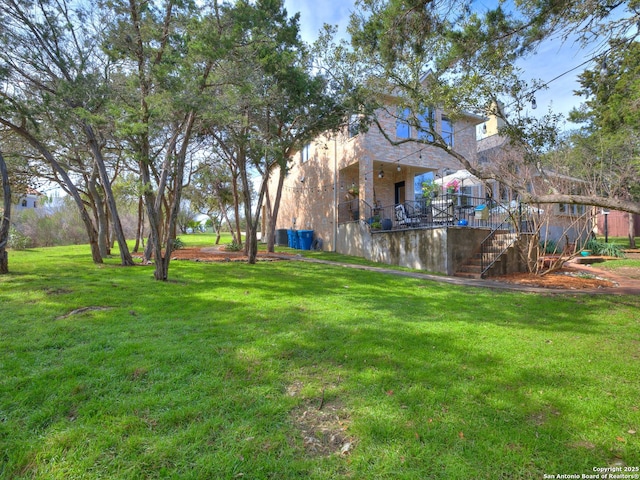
[445,179,460,195]
[421,180,438,202]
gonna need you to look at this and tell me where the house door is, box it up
[395,181,405,205]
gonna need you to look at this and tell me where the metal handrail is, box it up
[479,218,516,277]
[479,204,536,276]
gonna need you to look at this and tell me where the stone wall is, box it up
[337,224,499,275]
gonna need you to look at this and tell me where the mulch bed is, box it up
[168,246,293,262]
[492,269,616,290]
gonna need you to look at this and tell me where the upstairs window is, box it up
[441,116,454,147]
[416,108,435,142]
[396,108,411,139]
[300,143,310,163]
[396,107,435,141]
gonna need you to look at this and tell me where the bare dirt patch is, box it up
[57,306,112,319]
[290,399,353,457]
[287,382,354,457]
[494,253,640,291]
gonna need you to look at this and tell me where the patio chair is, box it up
[431,199,454,224]
[395,203,421,227]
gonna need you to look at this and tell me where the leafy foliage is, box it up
[172,237,185,250]
[7,225,30,250]
[584,238,626,258]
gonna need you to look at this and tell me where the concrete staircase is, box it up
[455,232,517,279]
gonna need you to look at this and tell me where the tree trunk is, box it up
[214,221,221,245]
[214,188,234,244]
[239,158,268,265]
[87,170,109,258]
[266,161,287,253]
[231,171,243,247]
[84,123,134,265]
[0,150,11,274]
[161,111,196,280]
[629,212,637,249]
[133,196,144,253]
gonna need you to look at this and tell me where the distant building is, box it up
[13,188,45,213]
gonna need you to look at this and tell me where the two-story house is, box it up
[266,99,525,275]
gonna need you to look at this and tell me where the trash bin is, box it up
[474,204,489,221]
[275,229,288,246]
[297,230,314,250]
[287,229,298,249]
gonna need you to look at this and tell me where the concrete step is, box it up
[457,264,482,273]
[454,271,482,279]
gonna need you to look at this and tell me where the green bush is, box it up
[225,241,242,252]
[8,226,31,250]
[584,238,625,257]
[172,237,185,250]
[540,239,558,254]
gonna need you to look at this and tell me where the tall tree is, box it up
[200,0,349,263]
[0,0,134,265]
[102,0,207,280]
[0,149,10,274]
[567,40,640,245]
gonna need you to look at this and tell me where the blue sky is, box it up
[283,0,600,125]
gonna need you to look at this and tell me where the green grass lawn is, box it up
[1,243,639,479]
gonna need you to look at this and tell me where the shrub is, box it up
[540,239,558,254]
[584,238,625,258]
[172,237,185,250]
[225,241,242,252]
[8,226,31,250]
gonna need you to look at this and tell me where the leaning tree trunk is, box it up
[0,119,102,263]
[84,124,134,266]
[0,150,11,274]
[133,196,144,253]
[629,212,636,249]
[231,172,242,248]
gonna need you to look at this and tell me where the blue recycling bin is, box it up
[287,229,298,249]
[297,230,314,250]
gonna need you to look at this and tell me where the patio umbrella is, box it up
[434,169,483,187]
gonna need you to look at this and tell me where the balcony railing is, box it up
[338,194,539,234]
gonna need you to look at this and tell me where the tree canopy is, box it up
[338,0,640,214]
